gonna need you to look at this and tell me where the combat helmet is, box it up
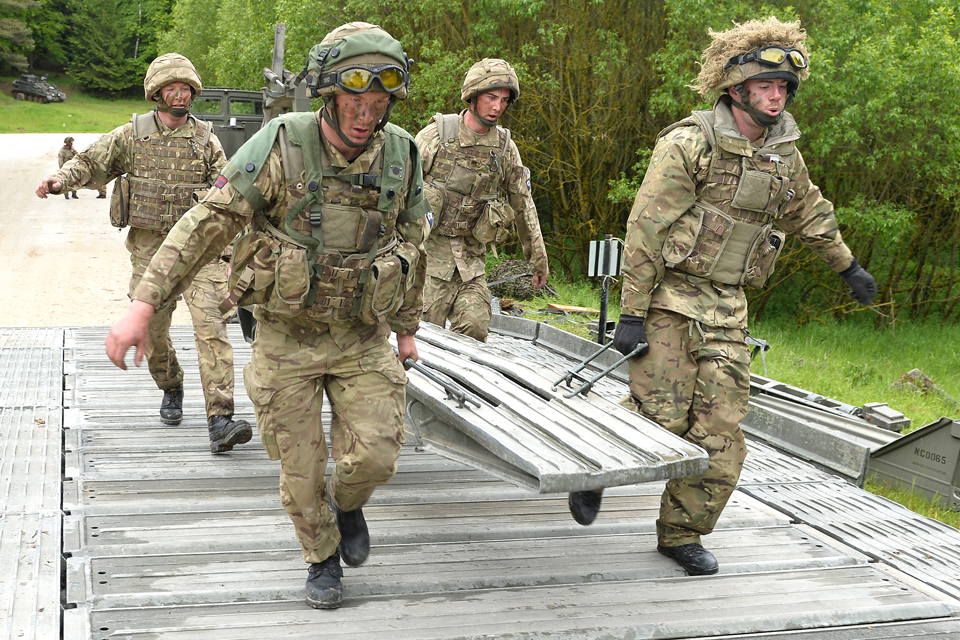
[299,22,412,149]
[143,53,202,103]
[692,17,810,126]
[461,58,519,128]
[64,136,74,145]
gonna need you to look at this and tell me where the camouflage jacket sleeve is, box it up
[415,121,441,176]
[775,148,854,272]
[389,149,429,336]
[54,124,132,192]
[620,126,706,318]
[131,143,283,309]
[204,134,228,183]
[505,140,549,278]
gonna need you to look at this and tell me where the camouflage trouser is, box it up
[423,271,492,342]
[129,254,235,417]
[243,318,406,563]
[621,308,750,547]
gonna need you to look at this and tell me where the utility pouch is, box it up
[321,204,383,252]
[445,164,478,197]
[358,240,420,325]
[422,182,445,228]
[222,231,277,311]
[731,168,776,212]
[109,175,130,228]
[274,245,311,307]
[472,199,515,244]
[743,226,786,288]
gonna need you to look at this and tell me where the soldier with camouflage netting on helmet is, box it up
[57,137,78,199]
[567,17,878,575]
[36,54,253,454]
[103,23,430,609]
[416,58,549,342]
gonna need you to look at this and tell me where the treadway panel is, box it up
[66,526,867,608]
[0,406,62,512]
[0,511,62,640]
[0,345,62,408]
[67,565,959,640]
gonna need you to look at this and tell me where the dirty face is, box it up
[333,90,390,146]
[734,78,789,119]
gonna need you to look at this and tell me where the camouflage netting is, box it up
[488,259,557,300]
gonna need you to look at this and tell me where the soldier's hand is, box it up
[839,259,878,305]
[35,177,62,199]
[532,274,547,289]
[105,301,155,370]
[612,314,649,359]
[397,333,419,370]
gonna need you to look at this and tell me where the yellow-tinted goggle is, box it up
[726,47,808,71]
[328,65,407,93]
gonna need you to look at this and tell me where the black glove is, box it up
[839,259,878,304]
[612,314,649,358]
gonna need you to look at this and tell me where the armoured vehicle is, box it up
[192,87,265,159]
[11,74,67,103]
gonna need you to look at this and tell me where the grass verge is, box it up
[0,73,144,134]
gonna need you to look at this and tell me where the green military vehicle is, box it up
[12,74,67,103]
[192,87,265,159]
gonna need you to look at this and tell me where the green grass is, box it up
[0,73,144,133]
[864,477,960,529]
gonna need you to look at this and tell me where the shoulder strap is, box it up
[689,109,717,150]
[131,112,159,139]
[220,116,287,213]
[192,117,212,146]
[497,125,512,156]
[438,113,460,143]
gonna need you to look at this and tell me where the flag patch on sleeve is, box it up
[213,175,228,190]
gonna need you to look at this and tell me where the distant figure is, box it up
[57,137,78,199]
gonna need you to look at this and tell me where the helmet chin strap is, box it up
[321,96,396,150]
[730,84,782,127]
[155,94,191,118]
[468,100,500,129]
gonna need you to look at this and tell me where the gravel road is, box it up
[1,133,191,327]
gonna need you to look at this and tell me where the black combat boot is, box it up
[64,194,69,200]
[657,542,719,575]
[207,415,253,453]
[96,193,106,199]
[159,386,184,425]
[568,489,603,525]
[305,552,343,609]
[328,480,369,567]
[72,192,78,199]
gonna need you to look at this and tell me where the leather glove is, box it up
[612,314,650,358]
[839,259,878,304]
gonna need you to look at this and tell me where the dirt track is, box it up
[0,133,191,327]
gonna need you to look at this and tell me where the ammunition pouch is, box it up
[109,175,130,228]
[471,199,515,244]
[662,200,785,288]
[730,161,792,214]
[357,240,420,325]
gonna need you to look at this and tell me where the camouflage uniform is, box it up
[53,113,237,418]
[620,87,857,549]
[417,62,548,343]
[131,110,428,564]
[58,143,78,198]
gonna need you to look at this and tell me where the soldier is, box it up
[103,23,429,609]
[58,137,78,199]
[35,54,252,454]
[416,58,548,342]
[568,18,878,575]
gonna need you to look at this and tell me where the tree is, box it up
[0,0,40,72]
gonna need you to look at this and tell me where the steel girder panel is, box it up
[404,324,708,493]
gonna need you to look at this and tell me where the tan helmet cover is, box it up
[64,136,74,144]
[691,17,811,98]
[461,58,520,103]
[309,22,409,99]
[144,53,202,102]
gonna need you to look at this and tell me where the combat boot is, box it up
[328,480,369,566]
[657,543,719,575]
[568,489,603,525]
[72,192,78,199]
[207,415,253,453]
[96,193,106,199]
[305,552,343,609]
[159,386,184,425]
[64,194,69,200]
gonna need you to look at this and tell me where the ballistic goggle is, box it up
[725,46,808,71]
[320,65,408,94]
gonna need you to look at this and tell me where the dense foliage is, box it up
[12,0,960,324]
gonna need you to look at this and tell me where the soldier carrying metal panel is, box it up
[568,17,878,576]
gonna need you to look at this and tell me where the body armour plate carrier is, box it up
[110,113,214,232]
[659,108,800,289]
[425,113,513,240]
[221,112,426,324]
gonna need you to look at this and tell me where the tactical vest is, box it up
[221,112,427,324]
[658,106,800,289]
[425,113,513,240]
[110,112,214,231]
